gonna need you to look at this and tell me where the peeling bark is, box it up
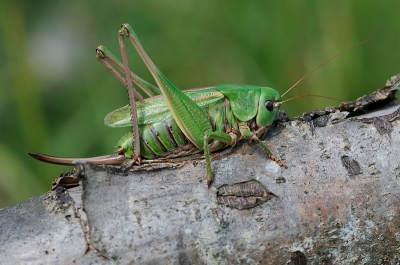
[1,76,400,264]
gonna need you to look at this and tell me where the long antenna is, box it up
[274,94,343,108]
[280,37,373,98]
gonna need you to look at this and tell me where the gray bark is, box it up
[1,77,400,264]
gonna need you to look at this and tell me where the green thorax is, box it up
[215,84,281,127]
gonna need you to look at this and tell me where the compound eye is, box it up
[265,100,274,111]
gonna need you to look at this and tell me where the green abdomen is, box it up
[139,117,199,159]
[115,88,239,159]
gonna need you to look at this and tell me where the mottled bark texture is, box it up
[1,76,400,265]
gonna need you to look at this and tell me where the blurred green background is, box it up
[1,1,399,208]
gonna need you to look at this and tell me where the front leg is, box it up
[241,126,287,168]
[252,136,287,168]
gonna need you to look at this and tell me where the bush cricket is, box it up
[29,24,367,185]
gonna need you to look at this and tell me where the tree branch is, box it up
[1,75,400,264]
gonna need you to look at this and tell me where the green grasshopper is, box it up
[29,24,360,185]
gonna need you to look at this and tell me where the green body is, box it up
[29,24,286,186]
[100,24,285,184]
[105,85,281,160]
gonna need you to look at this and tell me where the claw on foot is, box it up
[270,155,287,168]
[134,155,142,165]
[207,178,213,187]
